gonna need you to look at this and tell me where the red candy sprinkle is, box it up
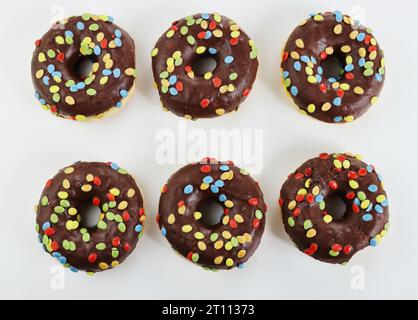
[294,173,304,180]
[328,180,338,190]
[332,244,342,252]
[295,194,305,202]
[197,31,206,39]
[319,153,329,160]
[346,191,355,200]
[248,198,258,206]
[320,51,327,60]
[282,51,289,61]
[200,165,211,173]
[212,77,222,88]
[176,81,184,92]
[209,21,216,30]
[358,168,367,176]
[304,243,318,255]
[56,52,65,62]
[319,83,327,93]
[336,89,344,98]
[123,243,131,252]
[122,211,130,221]
[252,218,260,229]
[88,253,97,263]
[304,167,312,176]
[139,207,145,216]
[112,237,121,247]
[107,193,115,201]
[200,98,210,108]
[187,251,193,261]
[306,194,314,204]
[184,65,192,73]
[93,176,102,186]
[51,241,59,251]
[352,204,360,214]
[100,39,108,48]
[45,227,55,236]
[229,219,238,229]
[279,198,284,206]
[345,72,354,80]
[45,179,53,188]
[343,245,353,255]
[293,207,301,217]
[243,88,251,97]
[348,171,358,179]
[35,39,41,47]
[230,37,238,46]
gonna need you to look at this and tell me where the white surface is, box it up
[0,0,417,299]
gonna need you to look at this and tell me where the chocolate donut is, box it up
[35,162,146,273]
[281,11,385,123]
[32,13,136,121]
[151,13,258,119]
[279,153,389,264]
[157,158,266,269]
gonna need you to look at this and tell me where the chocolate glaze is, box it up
[279,153,389,264]
[31,14,135,120]
[157,158,266,269]
[281,11,385,123]
[151,13,259,119]
[35,162,145,273]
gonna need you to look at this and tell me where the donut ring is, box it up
[157,158,266,269]
[32,13,136,121]
[151,13,259,119]
[35,162,146,273]
[281,11,385,123]
[279,153,389,264]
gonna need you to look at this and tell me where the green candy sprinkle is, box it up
[118,222,126,233]
[96,243,106,250]
[41,196,49,206]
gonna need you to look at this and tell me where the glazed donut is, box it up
[151,13,258,119]
[35,162,146,273]
[279,153,389,264]
[281,11,385,123]
[157,158,266,269]
[32,13,136,121]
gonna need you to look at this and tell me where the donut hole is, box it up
[324,193,347,221]
[191,55,218,77]
[74,56,97,79]
[321,54,344,81]
[79,204,101,228]
[198,199,224,227]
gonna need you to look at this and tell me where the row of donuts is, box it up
[32,11,385,123]
[35,153,389,273]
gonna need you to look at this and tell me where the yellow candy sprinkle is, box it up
[222,230,232,239]
[344,115,354,122]
[341,45,351,53]
[193,211,202,220]
[288,200,296,210]
[81,184,92,192]
[127,188,135,198]
[62,179,70,189]
[225,258,234,267]
[118,201,128,210]
[307,104,316,113]
[234,214,244,223]
[178,205,186,215]
[333,159,342,169]
[323,215,333,224]
[68,208,77,216]
[371,96,379,105]
[75,115,86,121]
[295,38,304,48]
[64,167,74,174]
[313,14,324,22]
[182,225,192,233]
[196,46,206,54]
[168,214,175,224]
[321,102,331,112]
[198,241,206,251]
[224,200,234,208]
[307,75,317,83]
[214,256,223,264]
[214,240,224,250]
[306,228,317,238]
[349,180,359,189]
[65,96,75,105]
[237,249,247,258]
[376,195,386,203]
[215,108,225,116]
[194,232,204,240]
[98,262,109,270]
[334,24,343,34]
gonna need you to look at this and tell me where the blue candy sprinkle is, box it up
[204,31,212,39]
[70,85,78,92]
[366,165,373,173]
[94,46,101,56]
[354,198,361,205]
[237,263,245,269]
[65,30,74,37]
[161,227,167,237]
[370,238,377,246]
[317,66,323,74]
[51,71,62,79]
[120,89,128,98]
[375,73,383,82]
[203,176,213,184]
[208,47,217,55]
[368,184,378,192]
[102,69,112,76]
[334,10,343,22]
[333,97,342,106]
[311,56,317,64]
[135,224,143,233]
[184,184,193,194]
[59,256,67,265]
[344,64,354,72]
[201,13,210,19]
[282,71,289,79]
[169,87,178,96]
[42,222,50,231]
[113,68,121,78]
[334,116,343,122]
[69,266,78,273]
[315,194,324,203]
[42,76,50,86]
[224,56,234,64]
[76,22,85,30]
[169,75,177,85]
[315,74,322,82]
[301,55,310,63]
[114,29,122,38]
[52,252,61,258]
[219,194,227,202]
[381,199,389,207]
[357,32,366,41]
[39,98,46,105]
[47,64,55,73]
[116,101,122,108]
[114,38,122,47]
[358,58,366,67]
[219,164,229,171]
[110,162,119,170]
[76,82,85,90]
[362,214,373,222]
[374,204,383,214]
[290,85,298,96]
[210,185,219,193]
[214,180,225,188]
[293,61,301,71]
[328,77,337,83]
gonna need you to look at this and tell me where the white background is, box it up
[0,0,417,299]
